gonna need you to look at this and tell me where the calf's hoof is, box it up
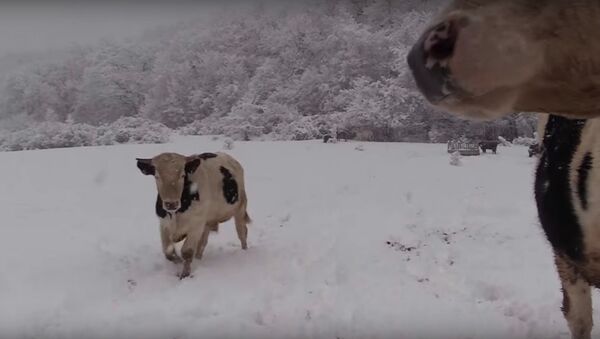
[178,258,192,280]
[178,271,191,280]
[179,266,192,280]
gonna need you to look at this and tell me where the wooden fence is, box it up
[447,141,481,156]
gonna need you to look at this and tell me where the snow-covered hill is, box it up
[0,137,583,338]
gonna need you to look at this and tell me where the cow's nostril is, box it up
[407,17,466,104]
[425,21,458,62]
[164,202,180,211]
[429,34,455,61]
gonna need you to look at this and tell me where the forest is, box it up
[0,0,537,150]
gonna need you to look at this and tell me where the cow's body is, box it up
[478,140,499,154]
[407,1,600,337]
[534,115,600,338]
[336,130,354,141]
[137,152,250,279]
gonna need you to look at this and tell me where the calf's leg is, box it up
[160,223,181,263]
[555,254,593,339]
[179,224,206,279]
[234,213,248,250]
[195,224,213,260]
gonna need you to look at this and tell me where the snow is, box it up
[0,136,587,338]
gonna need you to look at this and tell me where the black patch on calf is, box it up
[154,174,199,218]
[578,153,593,210]
[178,174,199,213]
[220,166,239,204]
[535,115,586,261]
[198,152,218,160]
[185,158,201,175]
[155,195,168,218]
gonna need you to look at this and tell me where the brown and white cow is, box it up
[408,1,600,338]
[136,152,250,279]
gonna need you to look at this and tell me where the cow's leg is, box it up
[555,253,593,339]
[195,224,213,260]
[179,223,206,279]
[234,213,248,250]
[160,223,181,263]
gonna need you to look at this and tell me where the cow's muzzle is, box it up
[163,201,180,213]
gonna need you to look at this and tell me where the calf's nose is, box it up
[164,201,180,212]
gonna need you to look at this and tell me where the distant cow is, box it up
[479,141,499,154]
[336,130,354,141]
[323,130,354,143]
[136,152,250,279]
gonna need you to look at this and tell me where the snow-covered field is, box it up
[0,137,590,338]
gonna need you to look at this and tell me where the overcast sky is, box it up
[0,2,215,56]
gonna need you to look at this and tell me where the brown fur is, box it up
[556,254,593,339]
[410,0,600,119]
[409,2,600,338]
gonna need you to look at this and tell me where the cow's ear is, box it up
[185,158,201,174]
[136,158,155,176]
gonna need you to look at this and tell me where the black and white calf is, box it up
[136,152,251,279]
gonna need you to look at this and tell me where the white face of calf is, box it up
[136,153,201,213]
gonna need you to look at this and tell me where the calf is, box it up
[408,1,600,337]
[136,152,250,279]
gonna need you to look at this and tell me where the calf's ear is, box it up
[185,158,201,174]
[136,158,155,176]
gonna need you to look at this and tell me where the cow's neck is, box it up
[178,174,200,214]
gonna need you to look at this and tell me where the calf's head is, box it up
[136,153,201,213]
[408,0,600,119]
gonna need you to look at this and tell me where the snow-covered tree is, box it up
[0,0,537,149]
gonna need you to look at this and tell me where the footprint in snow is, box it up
[127,279,137,292]
[503,301,535,322]
[279,213,291,227]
